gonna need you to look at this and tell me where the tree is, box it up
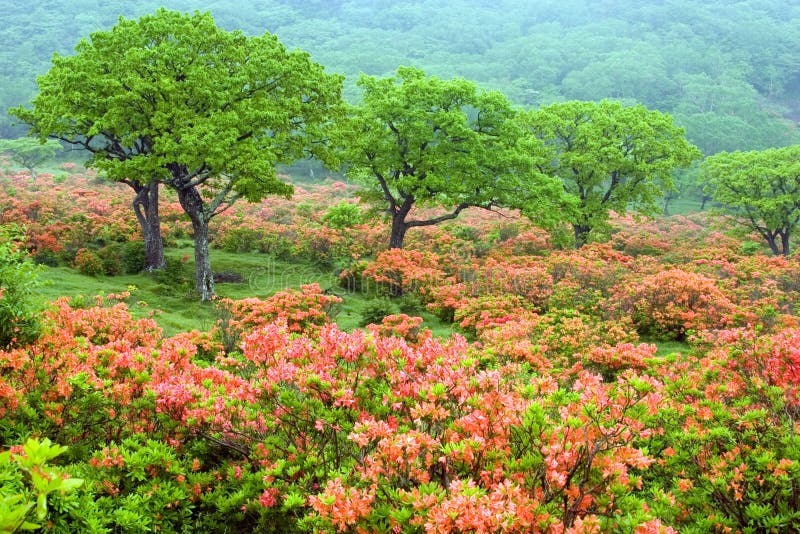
[523,100,701,247]
[334,66,564,250]
[12,9,343,299]
[0,138,61,178]
[701,145,800,256]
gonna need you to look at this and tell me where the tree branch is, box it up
[406,202,471,227]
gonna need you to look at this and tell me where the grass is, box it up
[37,242,695,350]
[38,243,455,338]
[644,338,691,357]
[663,196,704,216]
[38,245,695,352]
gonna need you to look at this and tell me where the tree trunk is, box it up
[177,185,215,301]
[389,215,408,249]
[573,224,590,249]
[780,231,791,257]
[132,180,166,271]
[765,234,781,256]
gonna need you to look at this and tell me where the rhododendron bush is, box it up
[1,291,672,531]
[4,166,800,531]
[3,286,798,532]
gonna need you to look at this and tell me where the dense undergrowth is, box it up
[2,164,800,531]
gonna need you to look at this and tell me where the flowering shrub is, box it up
[612,268,737,339]
[73,247,104,276]
[0,225,43,349]
[215,284,342,353]
[475,308,638,376]
[361,249,445,297]
[645,326,800,531]
[582,342,655,379]
[453,294,531,337]
[367,313,432,345]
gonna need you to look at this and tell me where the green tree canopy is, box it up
[334,66,565,250]
[11,9,343,299]
[523,100,701,246]
[0,138,62,177]
[702,145,800,256]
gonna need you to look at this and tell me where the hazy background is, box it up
[2,0,799,155]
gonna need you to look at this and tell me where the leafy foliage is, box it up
[702,145,800,256]
[11,9,343,300]
[0,225,43,349]
[334,66,566,249]
[523,100,701,246]
[321,201,364,229]
[0,439,83,532]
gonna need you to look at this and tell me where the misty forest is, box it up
[1,1,800,532]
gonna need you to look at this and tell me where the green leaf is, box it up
[35,492,47,521]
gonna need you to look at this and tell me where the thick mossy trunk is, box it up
[177,185,215,301]
[132,180,166,272]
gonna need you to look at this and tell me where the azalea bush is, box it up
[0,224,43,349]
[646,326,800,531]
[361,249,446,297]
[214,283,342,353]
[611,268,737,340]
[5,163,800,532]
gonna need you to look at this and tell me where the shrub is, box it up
[32,247,60,267]
[739,240,763,256]
[613,268,737,340]
[338,260,370,293]
[646,326,800,532]
[216,227,262,253]
[454,294,531,337]
[120,241,146,274]
[359,298,399,327]
[96,243,124,275]
[0,225,43,348]
[322,201,364,229]
[73,248,104,276]
[367,313,431,345]
[361,249,445,297]
[215,284,342,353]
[150,257,192,297]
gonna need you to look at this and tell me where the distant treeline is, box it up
[2,0,799,154]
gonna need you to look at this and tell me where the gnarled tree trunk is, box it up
[131,179,166,271]
[781,231,791,257]
[176,185,215,301]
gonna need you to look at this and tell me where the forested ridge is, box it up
[2,0,799,155]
